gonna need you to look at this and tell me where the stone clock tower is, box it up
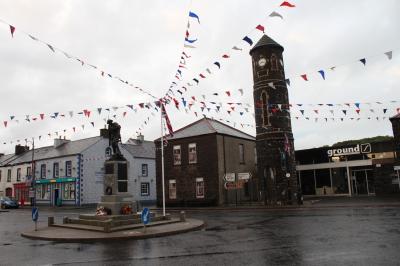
[249,35,298,205]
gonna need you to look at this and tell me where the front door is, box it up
[54,189,59,206]
[352,170,372,195]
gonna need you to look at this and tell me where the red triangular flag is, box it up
[199,73,206,78]
[222,54,230,58]
[3,121,7,127]
[40,114,45,120]
[356,109,360,114]
[9,25,16,37]
[123,111,127,117]
[280,1,296,7]
[300,74,308,81]
[225,91,231,96]
[255,25,265,33]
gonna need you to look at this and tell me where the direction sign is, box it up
[32,207,39,222]
[141,207,150,225]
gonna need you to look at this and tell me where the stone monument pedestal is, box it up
[97,158,137,215]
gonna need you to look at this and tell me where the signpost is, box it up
[141,207,150,233]
[32,207,39,231]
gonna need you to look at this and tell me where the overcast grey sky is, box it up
[0,0,399,154]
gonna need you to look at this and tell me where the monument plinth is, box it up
[98,158,137,215]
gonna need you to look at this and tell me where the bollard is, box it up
[179,211,186,222]
[48,216,54,226]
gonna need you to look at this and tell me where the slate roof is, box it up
[250,34,283,54]
[157,118,255,141]
[0,154,18,166]
[120,141,155,159]
[2,136,103,165]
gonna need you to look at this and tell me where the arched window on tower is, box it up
[261,91,270,126]
[270,54,279,71]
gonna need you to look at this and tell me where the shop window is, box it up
[40,164,46,179]
[169,179,176,199]
[188,143,197,164]
[239,144,245,164]
[65,161,72,177]
[53,163,59,178]
[173,145,181,165]
[196,178,205,198]
[63,183,75,200]
[141,164,148,177]
[17,168,21,182]
[141,182,150,196]
[37,184,50,199]
[7,169,11,182]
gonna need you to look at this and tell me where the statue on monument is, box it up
[107,119,123,160]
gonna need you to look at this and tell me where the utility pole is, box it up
[160,112,166,217]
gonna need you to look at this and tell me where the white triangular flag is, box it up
[269,11,283,19]
[385,51,393,60]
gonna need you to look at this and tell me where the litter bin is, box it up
[56,198,62,207]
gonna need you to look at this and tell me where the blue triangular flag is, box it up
[359,58,366,65]
[242,36,253,46]
[214,62,221,69]
[185,37,198,43]
[300,110,304,115]
[318,70,325,80]
[285,78,290,86]
[193,78,199,84]
[354,103,360,109]
[182,98,187,107]
[189,11,200,23]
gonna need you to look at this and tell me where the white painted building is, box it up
[0,131,156,207]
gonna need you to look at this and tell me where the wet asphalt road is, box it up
[1,205,400,266]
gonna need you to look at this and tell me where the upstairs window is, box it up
[188,143,197,164]
[26,167,32,177]
[196,178,205,198]
[16,168,21,182]
[65,161,72,177]
[239,144,245,164]
[53,163,59,178]
[7,169,12,182]
[141,164,148,177]
[40,164,46,179]
[173,145,181,165]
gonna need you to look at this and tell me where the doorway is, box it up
[54,189,60,206]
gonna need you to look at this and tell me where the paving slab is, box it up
[21,218,204,242]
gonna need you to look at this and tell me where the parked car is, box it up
[0,196,19,209]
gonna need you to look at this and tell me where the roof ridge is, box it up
[204,118,217,133]
[209,119,255,139]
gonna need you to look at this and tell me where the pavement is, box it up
[21,218,204,242]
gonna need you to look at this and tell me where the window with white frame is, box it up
[173,145,181,165]
[169,179,176,199]
[16,168,21,182]
[196,177,205,198]
[141,182,150,196]
[53,162,59,178]
[40,164,46,179]
[188,143,197,164]
[65,161,72,177]
[141,164,148,177]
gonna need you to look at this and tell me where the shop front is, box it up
[296,141,395,196]
[13,182,29,205]
[35,177,77,206]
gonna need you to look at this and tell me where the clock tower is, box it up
[249,35,298,205]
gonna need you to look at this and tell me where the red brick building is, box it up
[155,118,258,206]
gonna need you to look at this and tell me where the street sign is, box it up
[224,182,236,190]
[238,173,251,180]
[32,207,39,222]
[141,207,150,225]
[224,173,235,182]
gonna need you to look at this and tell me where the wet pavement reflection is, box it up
[1,205,400,265]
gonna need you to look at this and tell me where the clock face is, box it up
[258,58,267,67]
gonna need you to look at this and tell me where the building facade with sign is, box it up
[0,132,156,206]
[155,118,258,207]
[295,140,399,196]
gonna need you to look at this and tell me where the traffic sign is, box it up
[141,207,150,225]
[32,207,39,222]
